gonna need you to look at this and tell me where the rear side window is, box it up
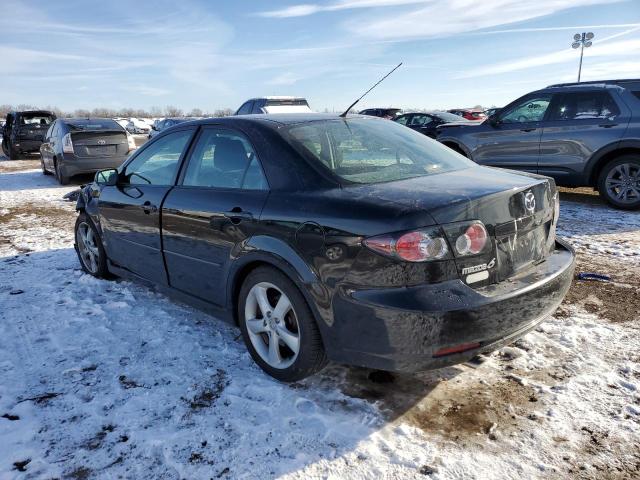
[182,128,267,190]
[395,115,409,125]
[123,130,193,186]
[236,101,253,115]
[547,91,621,121]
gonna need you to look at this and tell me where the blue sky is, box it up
[1,0,639,112]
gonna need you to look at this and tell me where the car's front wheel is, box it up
[75,213,108,277]
[598,155,640,210]
[238,266,327,381]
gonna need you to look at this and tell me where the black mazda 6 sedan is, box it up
[74,114,575,381]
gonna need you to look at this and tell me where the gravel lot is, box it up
[1,155,638,479]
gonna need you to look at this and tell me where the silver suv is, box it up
[437,79,640,209]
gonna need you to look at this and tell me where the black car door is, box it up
[162,126,269,305]
[472,94,551,173]
[98,128,195,282]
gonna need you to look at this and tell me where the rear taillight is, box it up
[127,133,137,152]
[363,228,449,262]
[62,133,74,154]
[454,223,488,256]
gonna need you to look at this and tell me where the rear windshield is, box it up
[20,113,54,125]
[283,118,474,184]
[265,98,309,107]
[65,119,122,131]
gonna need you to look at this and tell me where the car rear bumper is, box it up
[327,238,576,372]
[59,155,128,177]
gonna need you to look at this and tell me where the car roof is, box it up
[546,78,640,89]
[247,96,307,101]
[181,113,373,128]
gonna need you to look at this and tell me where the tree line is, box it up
[0,104,234,119]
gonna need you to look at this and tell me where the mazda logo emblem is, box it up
[524,191,536,213]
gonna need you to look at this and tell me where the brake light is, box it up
[62,133,74,154]
[455,223,488,256]
[364,229,449,262]
[127,133,137,152]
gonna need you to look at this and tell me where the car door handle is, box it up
[223,208,253,224]
[142,201,158,214]
[598,123,618,128]
[520,127,537,132]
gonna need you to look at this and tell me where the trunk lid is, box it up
[71,130,128,157]
[348,166,558,286]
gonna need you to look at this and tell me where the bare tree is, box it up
[213,108,233,117]
[189,108,203,117]
[164,105,183,117]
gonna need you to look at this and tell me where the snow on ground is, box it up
[1,160,639,479]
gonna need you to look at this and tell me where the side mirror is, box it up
[95,168,118,186]
[489,115,500,127]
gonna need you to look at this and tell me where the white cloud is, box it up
[346,0,623,40]
[259,0,429,18]
[457,38,640,78]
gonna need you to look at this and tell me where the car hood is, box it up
[343,166,554,226]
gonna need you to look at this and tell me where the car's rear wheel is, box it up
[238,267,327,381]
[41,157,51,175]
[75,213,108,278]
[54,158,69,185]
[598,155,640,210]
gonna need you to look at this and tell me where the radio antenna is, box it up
[339,62,402,117]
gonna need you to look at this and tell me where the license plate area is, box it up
[495,223,550,280]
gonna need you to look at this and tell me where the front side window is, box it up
[500,95,552,123]
[395,115,409,125]
[182,128,267,190]
[284,118,475,184]
[547,91,621,121]
[123,129,193,185]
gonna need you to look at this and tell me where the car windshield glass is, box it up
[21,114,54,125]
[284,118,474,184]
[66,119,121,130]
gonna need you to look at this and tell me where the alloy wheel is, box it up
[605,162,640,205]
[76,222,100,274]
[244,282,300,369]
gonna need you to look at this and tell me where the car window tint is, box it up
[251,101,264,114]
[548,92,621,121]
[395,115,409,125]
[237,101,253,115]
[123,130,192,186]
[285,118,475,184]
[500,95,551,123]
[409,115,433,126]
[183,129,267,190]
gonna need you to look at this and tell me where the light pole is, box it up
[572,32,594,82]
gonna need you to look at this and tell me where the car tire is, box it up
[54,159,69,185]
[238,266,327,381]
[9,145,20,160]
[41,157,51,175]
[74,212,109,278]
[597,155,640,210]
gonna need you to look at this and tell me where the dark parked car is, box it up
[358,108,402,119]
[149,117,194,139]
[74,114,575,381]
[2,110,56,159]
[40,118,135,184]
[438,79,640,209]
[395,111,471,138]
[448,108,487,121]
